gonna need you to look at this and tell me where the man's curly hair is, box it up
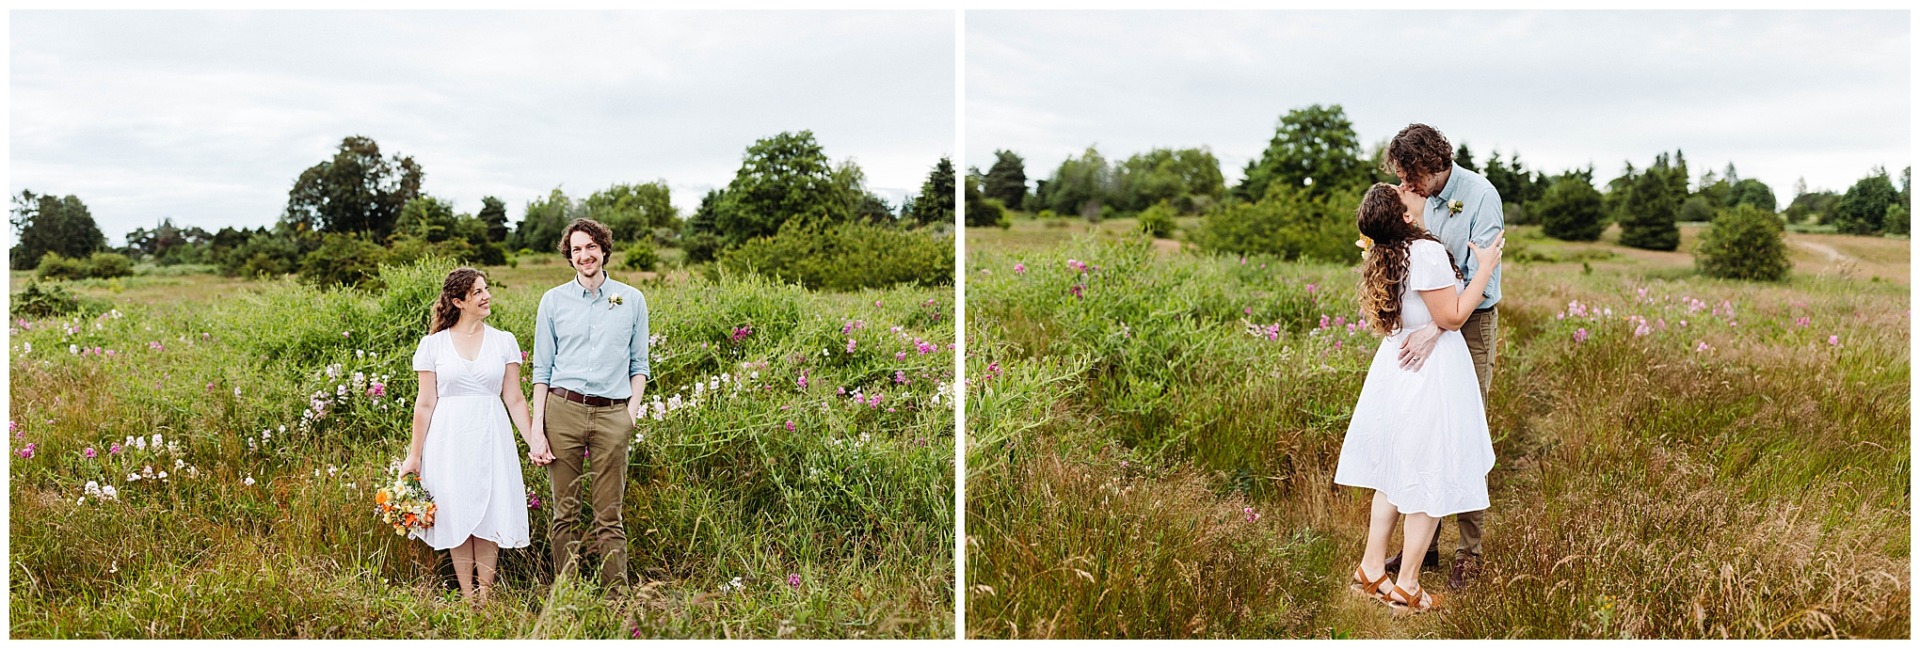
[1384,123,1453,193]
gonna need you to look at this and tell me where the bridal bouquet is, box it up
[374,473,436,536]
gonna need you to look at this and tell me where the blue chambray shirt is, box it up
[531,276,651,399]
[1422,163,1504,310]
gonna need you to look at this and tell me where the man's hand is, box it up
[627,401,644,425]
[1397,324,1444,372]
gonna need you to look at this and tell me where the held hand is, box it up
[399,454,421,478]
[526,437,554,466]
[628,401,644,425]
[1396,324,1444,372]
[1470,233,1506,272]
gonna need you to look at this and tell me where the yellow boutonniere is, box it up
[1447,200,1465,216]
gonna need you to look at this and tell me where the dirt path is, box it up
[1792,238,1852,263]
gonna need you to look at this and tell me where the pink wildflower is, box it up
[1829,335,1841,346]
[16,443,35,459]
[1574,328,1589,344]
[785,420,796,432]
[83,447,96,459]
[1244,507,1260,523]
[787,573,801,588]
[846,338,857,353]
[1013,262,1026,274]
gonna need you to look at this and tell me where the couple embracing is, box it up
[1335,124,1505,614]
[398,217,649,602]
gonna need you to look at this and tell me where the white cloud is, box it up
[11,10,955,244]
[968,10,1908,199]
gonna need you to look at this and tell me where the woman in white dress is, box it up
[399,267,557,603]
[1334,183,1504,614]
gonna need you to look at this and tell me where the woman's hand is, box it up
[1470,233,1506,273]
[526,435,555,466]
[399,453,422,478]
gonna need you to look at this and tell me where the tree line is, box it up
[974,103,1910,274]
[13,132,959,291]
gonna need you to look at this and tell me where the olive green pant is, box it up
[1448,307,1497,556]
[545,397,632,589]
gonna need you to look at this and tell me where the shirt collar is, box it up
[573,276,608,300]
[1433,163,1466,204]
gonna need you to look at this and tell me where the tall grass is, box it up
[965,232,1908,638]
[9,259,954,638]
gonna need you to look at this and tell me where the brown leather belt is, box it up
[550,386,626,407]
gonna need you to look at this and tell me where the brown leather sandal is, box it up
[1349,566,1393,604]
[1389,583,1444,614]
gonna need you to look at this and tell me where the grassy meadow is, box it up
[8,255,955,638]
[963,214,1909,638]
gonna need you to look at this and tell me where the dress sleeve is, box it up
[412,334,436,372]
[1408,240,1458,292]
[502,330,523,366]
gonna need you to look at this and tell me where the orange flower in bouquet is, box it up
[374,472,436,537]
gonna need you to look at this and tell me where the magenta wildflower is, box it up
[83,447,96,459]
[895,351,907,361]
[1244,507,1260,523]
[730,326,754,342]
[109,442,123,455]
[1573,328,1589,344]
[1696,341,1711,353]
[894,370,909,384]
[1794,316,1810,328]
[527,491,542,510]
[7,420,15,434]
[368,383,387,398]
[1829,334,1841,346]
[17,443,35,459]
[1067,259,1089,273]
[1305,283,1318,294]
[1013,262,1026,274]
[846,338,858,353]
[798,372,810,389]
[787,573,801,588]
[785,420,796,432]
[1069,284,1084,299]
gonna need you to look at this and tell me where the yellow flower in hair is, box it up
[1355,235,1373,251]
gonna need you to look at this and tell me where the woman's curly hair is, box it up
[429,267,485,335]
[1356,183,1459,336]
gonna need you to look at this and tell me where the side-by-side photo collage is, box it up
[7,8,1911,641]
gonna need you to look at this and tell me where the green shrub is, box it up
[1191,184,1360,263]
[86,252,134,279]
[718,220,953,291]
[1037,209,1057,220]
[621,239,659,272]
[34,252,90,281]
[1538,174,1608,241]
[1137,201,1177,238]
[1695,204,1791,281]
[1885,204,1909,237]
[12,281,81,317]
[298,233,389,289]
[682,231,723,264]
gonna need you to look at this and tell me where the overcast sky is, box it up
[969,10,1908,201]
[11,11,955,245]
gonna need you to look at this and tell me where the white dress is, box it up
[1333,239,1496,517]
[409,325,531,550]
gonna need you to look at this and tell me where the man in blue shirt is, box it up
[1383,123,1501,591]
[532,217,650,592]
